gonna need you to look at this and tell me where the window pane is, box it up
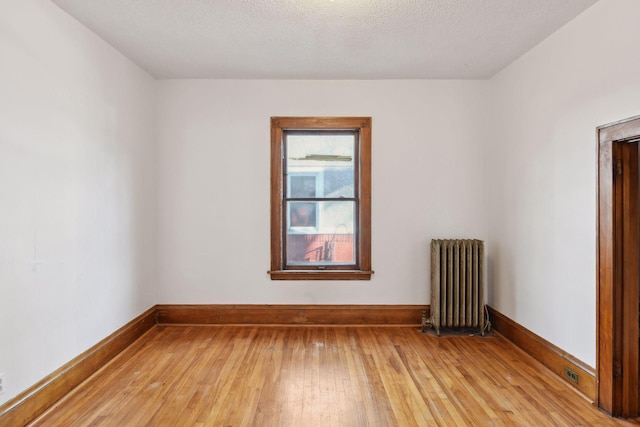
[286,134,355,198]
[286,201,355,266]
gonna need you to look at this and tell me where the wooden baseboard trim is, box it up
[487,306,596,400]
[156,304,428,326]
[0,306,157,427]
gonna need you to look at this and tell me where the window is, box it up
[269,117,372,280]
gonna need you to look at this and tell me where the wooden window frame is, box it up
[269,117,373,280]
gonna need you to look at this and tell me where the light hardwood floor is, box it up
[30,325,640,426]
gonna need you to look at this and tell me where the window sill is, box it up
[268,270,374,281]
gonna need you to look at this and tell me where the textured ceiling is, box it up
[51,0,598,79]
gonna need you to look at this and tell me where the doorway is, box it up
[597,115,640,417]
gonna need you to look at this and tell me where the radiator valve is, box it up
[421,310,432,333]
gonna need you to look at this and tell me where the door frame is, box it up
[597,115,640,417]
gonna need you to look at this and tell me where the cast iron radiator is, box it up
[423,239,486,336]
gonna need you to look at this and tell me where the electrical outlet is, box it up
[0,373,5,396]
[564,367,579,384]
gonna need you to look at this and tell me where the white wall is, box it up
[0,0,157,404]
[157,80,489,304]
[487,0,640,368]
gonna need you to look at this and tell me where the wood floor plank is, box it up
[30,325,640,427]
